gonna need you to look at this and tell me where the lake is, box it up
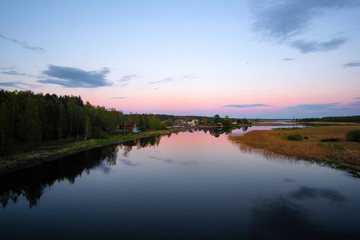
[1,129,359,239]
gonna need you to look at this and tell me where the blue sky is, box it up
[1,0,360,118]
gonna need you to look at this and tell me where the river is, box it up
[1,128,359,239]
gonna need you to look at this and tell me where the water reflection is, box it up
[0,135,164,208]
[246,186,356,240]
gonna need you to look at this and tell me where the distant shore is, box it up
[229,125,360,172]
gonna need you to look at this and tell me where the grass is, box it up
[0,129,183,175]
[229,126,360,170]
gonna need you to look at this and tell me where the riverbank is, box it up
[0,129,184,175]
[229,126,360,171]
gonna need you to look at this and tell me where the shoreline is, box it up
[0,129,186,175]
[229,126,360,172]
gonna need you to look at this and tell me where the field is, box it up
[229,126,360,170]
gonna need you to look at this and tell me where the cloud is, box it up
[182,74,198,79]
[0,33,45,53]
[0,81,39,88]
[283,58,295,61]
[1,70,36,78]
[224,104,271,108]
[109,97,127,99]
[250,0,358,42]
[119,74,137,82]
[149,77,173,84]
[38,65,111,88]
[291,38,347,53]
[343,62,360,68]
[0,81,20,87]
[287,103,339,111]
[249,0,358,53]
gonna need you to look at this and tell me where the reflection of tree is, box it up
[0,134,167,208]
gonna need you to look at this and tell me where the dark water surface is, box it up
[1,130,359,239]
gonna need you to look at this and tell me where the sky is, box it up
[0,0,360,118]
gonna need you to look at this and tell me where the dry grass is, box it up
[229,126,360,170]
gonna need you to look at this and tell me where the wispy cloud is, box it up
[0,82,20,87]
[287,103,339,111]
[283,58,295,61]
[149,77,173,84]
[109,97,127,99]
[0,33,45,53]
[250,0,358,41]
[1,70,36,78]
[249,0,358,53]
[224,104,271,108]
[38,65,111,88]
[343,62,360,68]
[291,38,347,53]
[119,74,137,82]
[0,81,39,88]
[182,74,198,79]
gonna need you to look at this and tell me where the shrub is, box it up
[321,137,341,142]
[346,130,360,142]
[287,134,303,141]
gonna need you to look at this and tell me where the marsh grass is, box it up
[229,126,360,170]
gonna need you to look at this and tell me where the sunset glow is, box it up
[1,0,360,118]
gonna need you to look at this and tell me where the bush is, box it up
[346,130,360,142]
[287,134,303,141]
[320,137,341,142]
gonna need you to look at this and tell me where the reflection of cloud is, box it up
[246,196,355,240]
[224,104,270,108]
[38,65,111,88]
[182,161,197,166]
[149,156,174,163]
[149,77,173,84]
[291,38,347,53]
[343,62,360,68]
[149,156,197,166]
[290,186,346,202]
[119,159,139,167]
[283,178,295,183]
[0,33,45,52]
[97,162,111,174]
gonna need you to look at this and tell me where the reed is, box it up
[229,126,360,170]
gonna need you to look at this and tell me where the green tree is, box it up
[0,103,10,151]
[18,98,42,147]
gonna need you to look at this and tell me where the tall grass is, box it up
[229,126,360,170]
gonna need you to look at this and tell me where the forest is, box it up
[0,90,165,155]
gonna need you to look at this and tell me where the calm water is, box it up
[1,129,359,239]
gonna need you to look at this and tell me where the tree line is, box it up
[296,116,360,123]
[0,90,165,155]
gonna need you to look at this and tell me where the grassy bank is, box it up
[0,129,182,175]
[229,126,360,171]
